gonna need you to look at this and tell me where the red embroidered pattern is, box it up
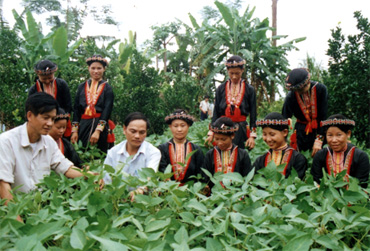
[214,146,238,174]
[295,83,318,134]
[264,148,294,176]
[84,81,106,116]
[168,142,192,182]
[36,79,57,99]
[326,146,355,178]
[225,80,246,122]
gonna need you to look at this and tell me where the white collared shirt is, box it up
[103,140,161,182]
[0,123,73,193]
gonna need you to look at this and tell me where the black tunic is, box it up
[29,78,72,114]
[72,79,114,153]
[61,138,84,168]
[311,143,370,187]
[158,139,204,183]
[282,81,328,151]
[212,80,257,148]
[203,145,253,187]
[253,147,307,179]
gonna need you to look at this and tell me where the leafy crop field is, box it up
[1,120,370,250]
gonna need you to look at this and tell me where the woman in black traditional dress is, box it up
[205,55,257,150]
[49,108,83,168]
[71,55,114,153]
[253,112,307,179]
[282,68,328,156]
[29,60,73,137]
[311,114,370,188]
[204,117,253,187]
[158,109,204,183]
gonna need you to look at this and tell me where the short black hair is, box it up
[325,114,354,133]
[25,92,58,119]
[124,112,150,130]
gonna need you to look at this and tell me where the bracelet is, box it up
[314,138,323,149]
[72,122,79,133]
[96,120,106,131]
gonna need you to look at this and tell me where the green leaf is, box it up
[89,233,128,251]
[283,234,313,251]
[174,226,189,243]
[206,238,223,251]
[145,218,171,232]
[70,228,86,250]
[53,26,67,57]
[214,1,234,28]
[187,199,208,214]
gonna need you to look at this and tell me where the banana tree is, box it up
[190,1,305,104]
[12,9,82,85]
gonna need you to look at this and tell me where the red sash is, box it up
[84,81,106,117]
[214,146,238,174]
[36,79,57,99]
[264,148,294,176]
[169,142,192,182]
[225,80,246,122]
[295,83,318,134]
[326,146,355,179]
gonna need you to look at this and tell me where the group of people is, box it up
[0,54,369,221]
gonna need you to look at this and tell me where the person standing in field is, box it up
[282,68,328,156]
[206,55,257,150]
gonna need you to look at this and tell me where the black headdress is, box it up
[285,68,310,91]
[165,109,195,126]
[34,60,58,75]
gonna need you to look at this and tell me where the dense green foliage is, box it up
[324,11,370,147]
[1,153,370,250]
[0,27,28,128]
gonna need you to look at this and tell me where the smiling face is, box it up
[49,119,67,141]
[27,109,57,140]
[262,127,288,150]
[214,133,234,151]
[227,67,244,84]
[37,73,55,85]
[326,126,351,152]
[123,119,148,150]
[88,62,105,81]
[169,119,189,142]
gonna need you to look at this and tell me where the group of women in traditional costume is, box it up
[30,54,369,190]
[30,55,114,167]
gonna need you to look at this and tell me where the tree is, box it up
[21,0,118,42]
[189,1,305,104]
[324,11,370,147]
[0,27,28,129]
[113,50,166,135]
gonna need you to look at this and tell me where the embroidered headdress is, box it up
[34,60,58,76]
[55,108,70,121]
[86,54,109,67]
[225,55,246,69]
[285,68,311,91]
[321,114,355,132]
[256,112,290,131]
[165,109,195,126]
[210,117,239,134]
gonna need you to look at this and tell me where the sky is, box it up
[3,0,370,69]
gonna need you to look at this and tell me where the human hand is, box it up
[90,130,101,145]
[245,137,255,150]
[129,187,147,202]
[71,132,78,144]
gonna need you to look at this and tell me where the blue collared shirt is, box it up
[103,140,161,183]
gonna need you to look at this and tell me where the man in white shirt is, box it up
[0,93,96,222]
[104,112,160,186]
[199,95,210,120]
